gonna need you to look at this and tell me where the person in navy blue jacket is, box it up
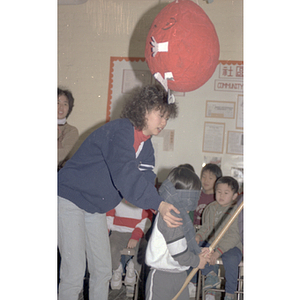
[58,85,182,300]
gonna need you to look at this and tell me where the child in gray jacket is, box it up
[145,166,212,300]
[195,176,243,300]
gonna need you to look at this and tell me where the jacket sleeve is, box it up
[157,214,200,268]
[100,121,163,211]
[195,204,212,242]
[214,213,241,256]
[131,209,153,241]
[138,139,156,184]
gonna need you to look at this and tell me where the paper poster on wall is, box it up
[205,100,235,119]
[157,129,175,152]
[236,94,243,129]
[202,122,225,154]
[226,131,243,155]
[215,62,243,92]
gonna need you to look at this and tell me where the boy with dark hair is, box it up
[193,163,222,227]
[195,176,243,300]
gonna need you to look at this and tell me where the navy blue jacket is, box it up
[58,118,163,213]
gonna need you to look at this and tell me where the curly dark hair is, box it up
[120,84,178,130]
[58,88,75,118]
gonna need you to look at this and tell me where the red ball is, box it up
[145,0,220,92]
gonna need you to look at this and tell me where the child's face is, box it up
[201,171,217,194]
[215,183,238,207]
[58,94,69,119]
[142,109,169,136]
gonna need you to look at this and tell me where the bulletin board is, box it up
[201,60,244,190]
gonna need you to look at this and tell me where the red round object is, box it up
[145,0,220,92]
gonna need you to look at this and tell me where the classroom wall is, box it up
[58,0,243,183]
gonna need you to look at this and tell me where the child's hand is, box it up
[195,234,201,244]
[209,251,220,265]
[201,247,211,255]
[127,239,138,249]
[197,250,211,269]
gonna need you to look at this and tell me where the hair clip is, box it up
[168,90,175,104]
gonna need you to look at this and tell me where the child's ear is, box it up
[232,193,238,201]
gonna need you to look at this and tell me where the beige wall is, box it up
[58,0,243,181]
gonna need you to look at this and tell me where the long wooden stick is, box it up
[172,201,244,300]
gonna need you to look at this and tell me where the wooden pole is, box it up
[172,201,244,300]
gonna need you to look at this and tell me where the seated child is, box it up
[106,199,153,295]
[145,166,212,300]
[193,163,222,227]
[195,176,243,300]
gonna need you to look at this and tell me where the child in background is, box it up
[195,176,243,300]
[145,166,212,300]
[193,163,222,227]
[106,199,153,296]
